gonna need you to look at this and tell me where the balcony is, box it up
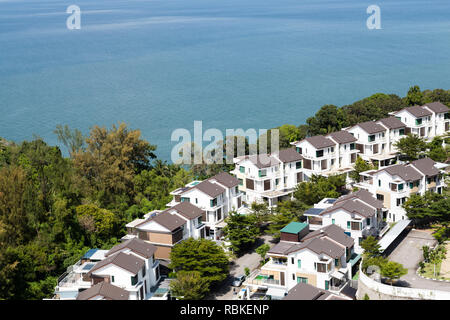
[244,270,282,287]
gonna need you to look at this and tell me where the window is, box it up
[350,143,355,150]
[378,180,381,187]
[316,150,324,158]
[142,266,146,277]
[368,135,375,142]
[259,169,267,177]
[181,197,190,203]
[297,259,301,269]
[238,178,243,186]
[131,275,138,286]
[399,128,405,136]
[332,219,335,224]
[296,147,302,154]
[111,276,115,283]
[416,118,422,126]
[195,198,198,204]
[210,198,217,207]
[347,221,350,229]
[291,257,294,265]
[239,166,245,173]
[398,183,404,191]
[335,258,339,267]
[366,218,371,226]
[315,262,327,273]
[297,277,308,283]
[296,161,302,169]
[292,274,295,280]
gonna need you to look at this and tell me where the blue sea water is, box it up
[1,0,450,161]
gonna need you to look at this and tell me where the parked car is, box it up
[232,275,246,287]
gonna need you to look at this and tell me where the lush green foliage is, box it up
[360,236,381,258]
[223,212,260,254]
[403,192,450,227]
[169,271,210,300]
[294,174,346,206]
[169,238,229,288]
[394,134,427,161]
[349,156,375,182]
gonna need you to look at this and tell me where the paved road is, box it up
[388,229,450,292]
[208,234,276,300]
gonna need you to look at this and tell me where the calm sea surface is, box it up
[1,0,450,160]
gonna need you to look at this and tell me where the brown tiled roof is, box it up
[322,198,376,218]
[302,224,354,248]
[354,121,386,134]
[285,237,346,258]
[410,157,440,177]
[88,252,144,275]
[105,238,157,259]
[274,147,304,163]
[283,282,331,300]
[304,135,335,149]
[246,154,281,169]
[168,201,203,220]
[76,282,129,300]
[398,105,432,118]
[378,117,406,130]
[335,189,383,209]
[193,180,225,198]
[135,211,186,232]
[383,164,423,182]
[326,131,357,144]
[208,171,239,188]
[423,102,449,114]
[268,241,296,255]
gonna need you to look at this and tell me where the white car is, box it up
[232,275,246,287]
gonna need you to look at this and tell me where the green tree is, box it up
[255,244,270,264]
[381,261,408,285]
[169,271,209,300]
[394,134,427,161]
[294,175,343,206]
[223,212,260,254]
[54,124,85,157]
[405,85,424,106]
[266,200,307,238]
[429,245,447,278]
[349,157,374,182]
[360,236,381,258]
[75,204,116,245]
[169,238,229,287]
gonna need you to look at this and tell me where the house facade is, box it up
[125,202,205,260]
[243,224,357,297]
[231,148,304,207]
[355,157,447,222]
[167,172,243,240]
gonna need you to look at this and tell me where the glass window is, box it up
[239,166,245,173]
[297,259,301,268]
[131,275,138,286]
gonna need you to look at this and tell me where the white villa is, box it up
[231,148,304,207]
[355,157,448,222]
[167,172,244,240]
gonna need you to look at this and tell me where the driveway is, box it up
[208,234,276,300]
[387,229,450,292]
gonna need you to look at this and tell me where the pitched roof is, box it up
[285,236,346,258]
[246,154,281,169]
[335,189,383,209]
[193,180,225,198]
[304,135,335,149]
[378,117,406,130]
[326,130,357,144]
[274,148,304,163]
[398,105,432,118]
[423,102,449,114]
[410,157,440,177]
[302,224,354,248]
[135,209,186,232]
[88,252,144,275]
[208,171,239,188]
[382,164,423,182]
[354,121,386,134]
[283,282,331,300]
[105,238,157,259]
[168,201,203,220]
[268,241,297,255]
[76,282,129,300]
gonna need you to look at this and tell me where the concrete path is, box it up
[208,234,276,300]
[388,229,450,292]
